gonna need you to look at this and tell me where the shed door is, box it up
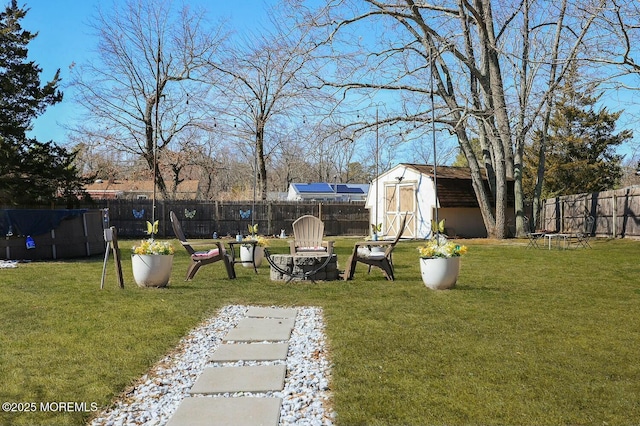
[384,183,415,238]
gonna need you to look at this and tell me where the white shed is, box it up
[365,163,514,239]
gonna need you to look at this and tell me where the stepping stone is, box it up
[166,396,282,426]
[224,326,292,342]
[224,318,295,342]
[209,343,289,362]
[238,317,296,329]
[189,365,287,394]
[246,306,297,319]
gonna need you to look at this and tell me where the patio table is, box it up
[227,240,259,274]
[545,233,571,250]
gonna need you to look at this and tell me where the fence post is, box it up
[214,200,219,234]
[161,200,167,238]
[613,194,617,238]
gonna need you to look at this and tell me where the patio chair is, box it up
[523,216,545,249]
[170,211,235,280]
[568,215,595,249]
[289,215,334,256]
[343,214,407,281]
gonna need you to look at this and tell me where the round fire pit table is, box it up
[266,252,339,282]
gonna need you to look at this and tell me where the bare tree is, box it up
[590,1,640,86]
[70,0,226,198]
[587,0,640,167]
[205,10,336,200]
[291,0,608,238]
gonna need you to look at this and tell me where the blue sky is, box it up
[21,0,272,144]
[18,1,640,164]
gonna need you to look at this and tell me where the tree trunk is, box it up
[457,127,498,238]
[144,97,167,199]
[477,0,512,238]
[256,119,268,200]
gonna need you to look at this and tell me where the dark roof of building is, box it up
[400,163,514,208]
[403,163,488,180]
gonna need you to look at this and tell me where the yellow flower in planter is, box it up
[418,235,467,259]
[132,239,175,255]
[255,236,270,247]
[243,235,269,248]
[418,235,467,290]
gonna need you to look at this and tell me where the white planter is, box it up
[240,245,264,268]
[420,257,461,290]
[131,254,174,288]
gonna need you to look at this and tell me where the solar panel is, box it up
[335,184,364,194]
[295,183,334,193]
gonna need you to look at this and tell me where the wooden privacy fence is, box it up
[541,186,640,238]
[92,199,370,239]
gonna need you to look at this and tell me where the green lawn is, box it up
[1,237,639,425]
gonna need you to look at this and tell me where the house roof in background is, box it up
[85,180,200,199]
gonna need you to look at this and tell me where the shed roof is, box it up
[399,163,514,208]
[403,163,488,180]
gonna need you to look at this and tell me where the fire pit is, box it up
[267,253,339,282]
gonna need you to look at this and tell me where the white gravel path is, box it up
[89,305,334,425]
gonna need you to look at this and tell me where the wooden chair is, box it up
[169,211,235,280]
[289,215,334,256]
[343,214,407,281]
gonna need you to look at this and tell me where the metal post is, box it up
[152,38,161,239]
[430,44,439,241]
[375,105,379,233]
[253,127,257,230]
